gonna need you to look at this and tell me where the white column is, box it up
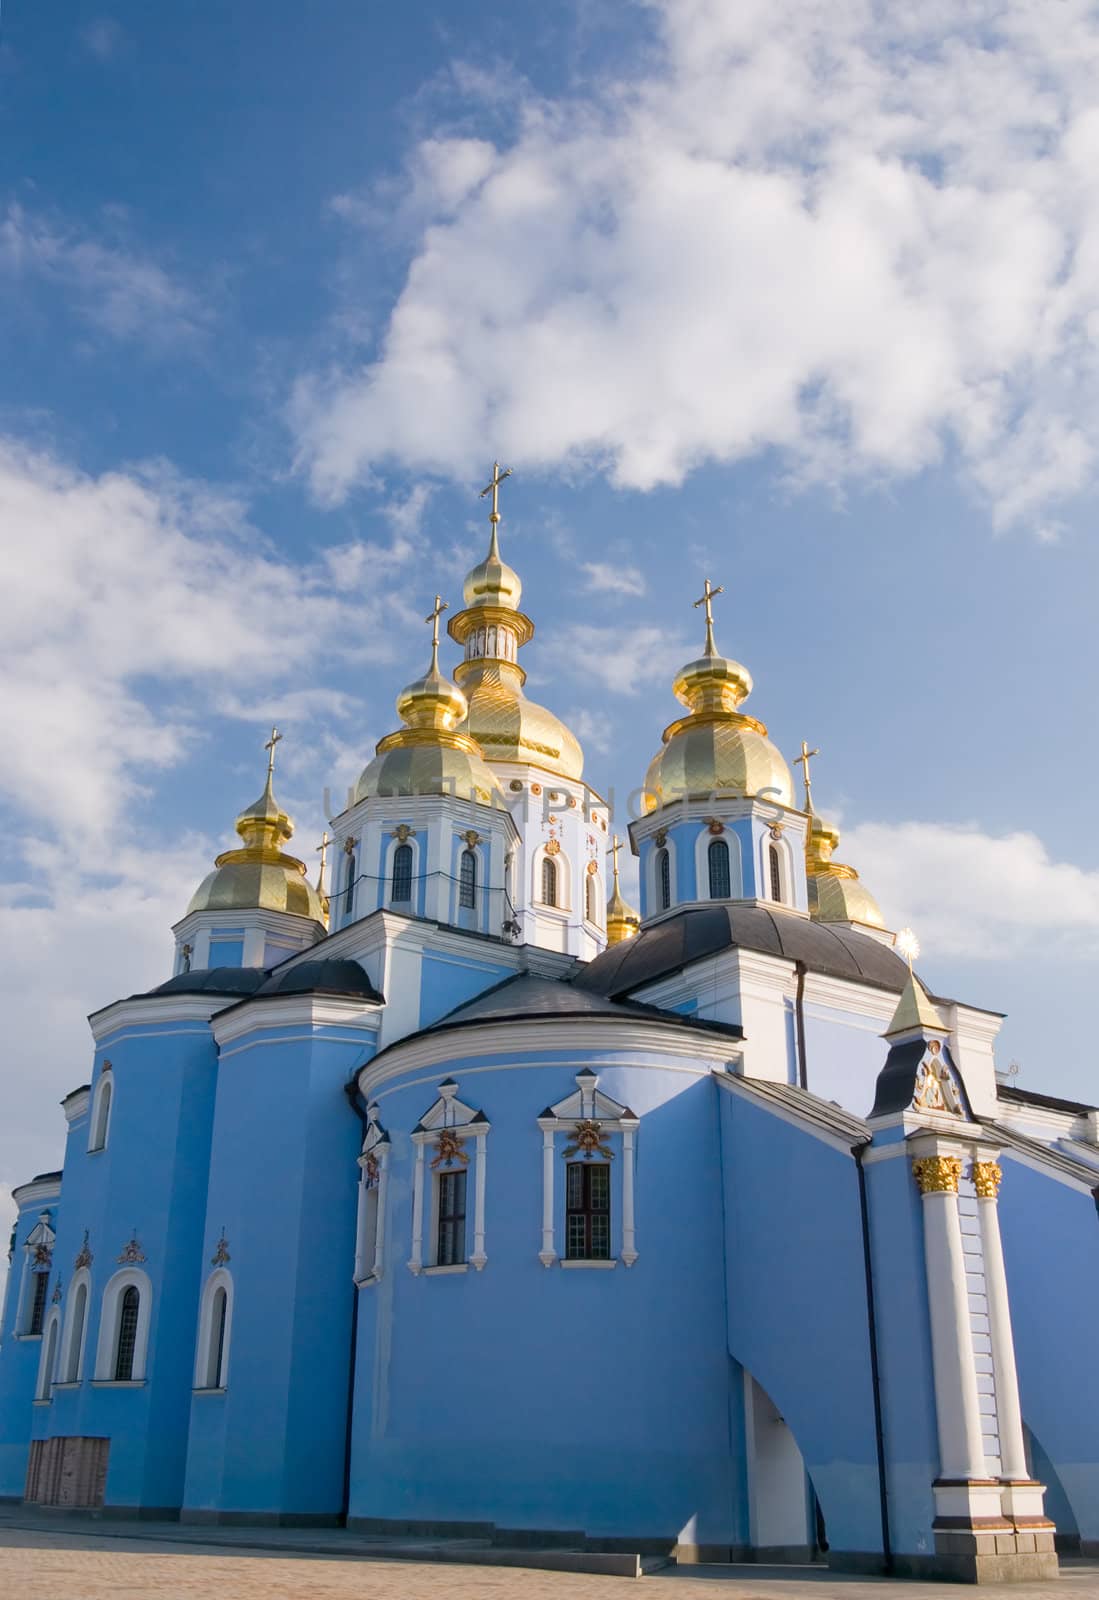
[470,1131,488,1270]
[973,1162,1029,1483]
[621,1122,638,1266]
[373,1147,389,1281]
[913,1156,988,1482]
[354,1169,370,1283]
[539,1123,557,1266]
[408,1140,425,1275]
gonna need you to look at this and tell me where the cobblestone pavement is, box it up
[0,1526,1094,1600]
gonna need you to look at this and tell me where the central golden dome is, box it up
[643,592,793,812]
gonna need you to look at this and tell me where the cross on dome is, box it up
[794,740,820,812]
[479,460,512,528]
[692,578,725,656]
[424,593,449,668]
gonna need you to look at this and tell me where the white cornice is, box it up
[213,994,383,1048]
[358,1018,737,1096]
[88,994,230,1044]
[11,1175,61,1207]
[170,906,325,941]
[61,1088,90,1124]
[327,789,521,843]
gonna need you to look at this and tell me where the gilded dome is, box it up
[605,838,640,946]
[805,810,885,932]
[187,763,325,921]
[354,638,504,806]
[642,636,793,813]
[462,526,522,611]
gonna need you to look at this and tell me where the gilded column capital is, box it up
[972,1160,1003,1199]
[912,1154,963,1194]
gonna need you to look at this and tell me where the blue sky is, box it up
[3,0,1099,1207]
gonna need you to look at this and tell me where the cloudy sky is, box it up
[3,0,1099,1243]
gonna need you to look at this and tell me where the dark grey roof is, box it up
[253,959,383,1003]
[997,1084,1096,1116]
[573,904,910,999]
[146,967,269,998]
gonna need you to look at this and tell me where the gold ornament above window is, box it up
[544,838,561,857]
[563,1119,615,1161]
[431,1128,469,1169]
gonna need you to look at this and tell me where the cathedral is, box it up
[1,468,1096,1583]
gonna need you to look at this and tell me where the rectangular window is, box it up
[436,1170,467,1266]
[28,1272,49,1336]
[565,1162,611,1260]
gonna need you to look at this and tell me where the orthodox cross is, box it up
[692,577,725,656]
[607,834,623,884]
[479,460,513,529]
[264,725,283,780]
[425,593,448,669]
[315,830,330,895]
[794,740,820,812]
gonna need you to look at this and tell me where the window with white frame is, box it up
[391,842,413,903]
[541,854,558,906]
[458,848,477,910]
[95,1268,152,1382]
[88,1070,113,1153]
[27,1270,49,1336]
[18,1211,55,1335]
[194,1268,233,1390]
[408,1079,490,1274]
[768,841,783,902]
[585,871,600,926]
[355,1104,390,1284]
[60,1273,90,1383]
[708,837,731,899]
[657,846,671,910]
[36,1308,61,1399]
[537,1070,639,1269]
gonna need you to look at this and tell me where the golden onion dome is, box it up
[642,591,793,813]
[805,809,885,932]
[447,475,584,781]
[187,744,325,921]
[605,838,640,946]
[354,620,504,806]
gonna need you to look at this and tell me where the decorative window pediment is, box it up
[24,1211,55,1267]
[537,1071,639,1270]
[538,1069,634,1129]
[408,1079,490,1275]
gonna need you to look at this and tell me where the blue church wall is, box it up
[861,1147,940,1558]
[0,1193,59,1497]
[997,1158,1099,1547]
[803,1005,891,1114]
[417,954,514,1032]
[183,1025,372,1519]
[717,1086,885,1559]
[39,1025,220,1513]
[208,934,245,968]
[349,1049,738,1546]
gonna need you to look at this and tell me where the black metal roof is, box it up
[573,904,911,999]
[252,959,383,1003]
[997,1083,1096,1116]
[147,966,270,998]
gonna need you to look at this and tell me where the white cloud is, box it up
[0,202,204,344]
[562,706,615,756]
[845,819,1099,961]
[537,622,692,697]
[581,561,646,597]
[293,0,1099,530]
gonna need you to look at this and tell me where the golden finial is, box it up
[894,927,920,973]
[424,593,449,672]
[264,726,283,782]
[479,461,513,556]
[692,578,725,657]
[794,741,820,812]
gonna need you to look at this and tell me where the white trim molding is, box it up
[537,1069,640,1268]
[194,1267,233,1391]
[87,1068,113,1153]
[94,1266,153,1382]
[355,1103,391,1284]
[36,1306,62,1399]
[407,1079,491,1274]
[60,1268,92,1384]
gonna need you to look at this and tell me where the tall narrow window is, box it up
[391,843,413,903]
[458,848,476,909]
[37,1315,59,1399]
[436,1170,467,1266]
[708,837,731,899]
[210,1288,228,1388]
[89,1075,112,1152]
[28,1272,49,1336]
[63,1282,88,1382]
[114,1286,140,1381]
[344,844,357,917]
[566,1163,611,1260]
[542,856,558,906]
[585,873,598,924]
[769,842,783,903]
[657,847,671,910]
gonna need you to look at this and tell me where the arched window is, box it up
[36,1310,60,1400]
[95,1269,151,1383]
[769,842,783,903]
[114,1286,140,1381]
[88,1073,112,1153]
[27,1270,49,1336]
[708,838,731,899]
[62,1279,88,1383]
[458,848,477,909]
[194,1269,233,1390]
[343,843,357,917]
[542,856,558,907]
[657,847,671,911]
[585,872,598,925]
[391,842,413,903]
